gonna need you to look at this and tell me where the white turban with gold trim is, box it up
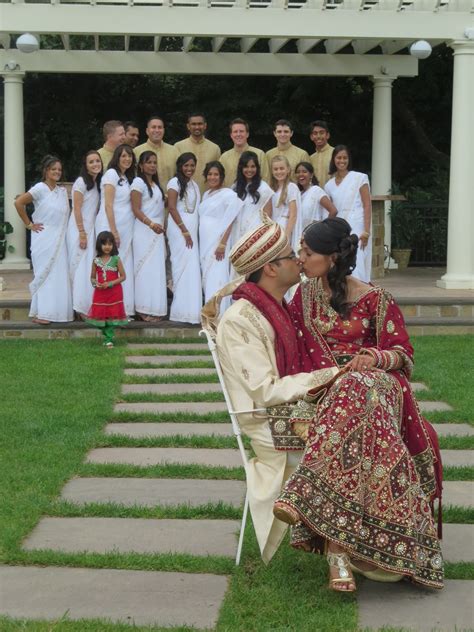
[229,220,289,277]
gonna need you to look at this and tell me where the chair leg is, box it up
[235,492,249,566]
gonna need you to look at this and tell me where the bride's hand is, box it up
[347,354,376,372]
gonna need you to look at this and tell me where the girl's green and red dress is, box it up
[87,255,128,327]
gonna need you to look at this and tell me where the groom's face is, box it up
[270,247,301,288]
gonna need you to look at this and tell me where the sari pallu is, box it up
[231,182,273,246]
[274,281,443,588]
[29,184,73,322]
[199,188,243,307]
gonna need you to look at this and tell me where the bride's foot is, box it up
[32,318,50,325]
[273,501,299,525]
[350,559,404,583]
[327,544,356,593]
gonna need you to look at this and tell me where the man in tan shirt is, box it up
[220,118,270,187]
[266,119,310,181]
[135,116,179,192]
[97,120,126,170]
[174,113,221,193]
[309,120,334,187]
[124,121,140,148]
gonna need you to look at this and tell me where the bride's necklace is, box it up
[303,277,338,336]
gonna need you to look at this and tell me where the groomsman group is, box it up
[97,114,335,192]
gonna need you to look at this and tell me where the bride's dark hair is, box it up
[303,217,359,318]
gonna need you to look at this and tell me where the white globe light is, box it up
[410,40,432,60]
[16,33,40,54]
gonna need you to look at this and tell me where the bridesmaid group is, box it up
[14,142,371,326]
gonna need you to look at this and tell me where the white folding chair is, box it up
[200,328,265,565]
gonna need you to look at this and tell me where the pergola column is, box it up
[437,40,474,290]
[0,70,29,270]
[371,75,395,258]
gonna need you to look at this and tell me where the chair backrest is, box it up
[200,328,250,468]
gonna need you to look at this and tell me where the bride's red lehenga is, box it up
[275,279,444,589]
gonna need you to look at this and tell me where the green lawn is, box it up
[0,335,472,631]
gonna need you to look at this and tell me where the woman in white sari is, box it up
[15,155,73,324]
[231,151,273,244]
[131,151,167,321]
[95,144,136,316]
[295,161,337,230]
[269,155,303,253]
[166,152,202,324]
[199,161,243,312]
[325,145,372,282]
[66,150,102,318]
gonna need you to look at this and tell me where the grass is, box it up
[438,436,474,450]
[0,620,199,632]
[126,348,210,356]
[439,506,474,524]
[411,336,474,424]
[125,361,215,369]
[122,374,219,384]
[78,462,246,480]
[110,411,228,423]
[99,434,241,449]
[118,392,225,403]
[443,467,474,481]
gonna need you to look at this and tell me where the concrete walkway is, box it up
[3,341,472,631]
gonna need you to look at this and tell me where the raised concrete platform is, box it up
[411,382,428,392]
[86,447,244,468]
[419,401,453,413]
[125,368,216,377]
[443,481,474,508]
[127,343,209,351]
[114,402,227,414]
[440,450,474,468]
[61,477,246,508]
[358,579,473,632]
[0,565,228,628]
[126,355,212,365]
[433,423,474,437]
[441,524,474,563]
[105,422,231,438]
[122,383,222,395]
[23,517,240,557]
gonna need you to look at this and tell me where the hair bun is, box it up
[340,234,358,252]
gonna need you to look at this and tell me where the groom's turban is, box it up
[229,220,289,277]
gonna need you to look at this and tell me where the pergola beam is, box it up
[213,36,226,52]
[296,38,320,54]
[352,38,381,54]
[324,39,351,54]
[182,36,194,52]
[240,37,257,53]
[269,37,289,53]
[0,4,470,40]
[0,50,419,76]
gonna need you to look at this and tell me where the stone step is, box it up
[0,565,227,628]
[125,368,217,377]
[105,422,231,438]
[443,481,473,508]
[418,401,453,413]
[23,517,240,558]
[127,343,209,351]
[433,423,474,437]
[358,579,473,632]
[122,383,222,395]
[86,447,244,468]
[440,450,474,468]
[441,524,474,563]
[126,355,212,365]
[61,477,246,508]
[114,402,227,414]
[410,382,428,392]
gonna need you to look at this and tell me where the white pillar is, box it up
[437,40,474,289]
[0,70,30,270]
[371,76,395,258]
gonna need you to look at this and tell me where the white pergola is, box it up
[1,0,473,288]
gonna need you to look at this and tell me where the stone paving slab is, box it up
[433,423,474,437]
[23,517,240,557]
[105,422,231,438]
[0,565,228,628]
[443,481,474,508]
[125,368,216,376]
[126,355,212,365]
[418,401,454,412]
[114,402,227,414]
[122,383,222,395]
[358,579,473,632]
[127,343,209,351]
[441,524,474,563]
[410,382,428,392]
[61,477,246,508]
[86,447,244,468]
[440,450,474,468]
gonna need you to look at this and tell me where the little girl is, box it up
[87,231,128,347]
[270,155,302,252]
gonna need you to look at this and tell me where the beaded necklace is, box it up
[183,182,198,214]
[302,277,338,336]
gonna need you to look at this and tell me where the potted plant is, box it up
[389,197,422,270]
[0,220,14,260]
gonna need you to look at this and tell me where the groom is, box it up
[203,221,338,563]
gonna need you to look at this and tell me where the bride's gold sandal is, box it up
[273,501,299,525]
[350,561,404,583]
[327,552,357,592]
